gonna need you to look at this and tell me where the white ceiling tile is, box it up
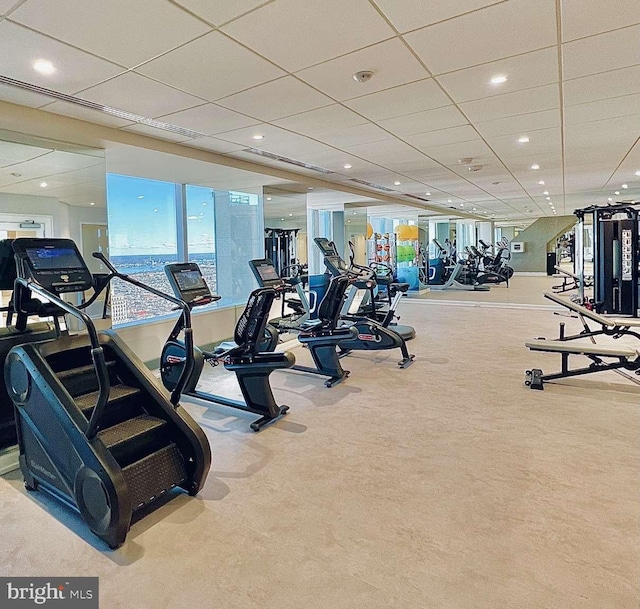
[11,0,211,67]
[182,137,246,154]
[173,0,266,26]
[563,65,640,106]
[313,123,393,149]
[561,0,640,42]
[406,125,480,151]
[378,105,468,137]
[562,25,640,80]
[0,0,20,14]
[424,140,494,165]
[374,0,504,33]
[296,38,428,101]
[344,138,429,166]
[460,84,559,123]
[120,124,195,143]
[156,103,259,135]
[136,31,285,101]
[221,0,394,72]
[77,72,202,119]
[217,124,334,158]
[274,104,368,136]
[40,100,134,128]
[437,47,558,103]
[344,78,451,121]
[565,94,640,125]
[0,82,52,108]
[216,76,333,121]
[0,21,125,94]
[405,0,557,74]
[0,140,52,166]
[475,109,561,137]
[486,127,562,158]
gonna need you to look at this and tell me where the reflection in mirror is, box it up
[0,130,107,326]
[263,185,307,278]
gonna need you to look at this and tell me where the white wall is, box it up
[68,205,108,245]
[0,192,67,236]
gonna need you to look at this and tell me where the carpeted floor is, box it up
[1,296,638,609]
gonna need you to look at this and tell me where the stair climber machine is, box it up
[314,237,416,341]
[312,238,415,369]
[4,238,211,548]
[160,262,295,430]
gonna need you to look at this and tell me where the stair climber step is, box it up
[56,361,118,397]
[121,443,187,511]
[97,414,168,467]
[76,384,141,412]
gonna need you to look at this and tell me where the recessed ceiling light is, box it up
[33,59,55,75]
[39,181,47,188]
[490,74,507,85]
[608,197,613,202]
[153,208,158,213]
[545,196,551,200]
[352,211,357,215]
[280,217,285,221]
[137,195,144,199]
[343,164,352,169]
[308,187,313,190]
[394,181,401,186]
[347,220,351,223]
[426,192,431,196]
[252,134,264,140]
[531,164,540,170]
[202,202,207,206]
[518,136,529,143]
[543,191,549,195]
[472,207,477,211]
[635,170,640,176]
[89,202,95,206]
[460,203,464,207]
[538,180,545,185]
[615,191,620,195]
[266,197,272,201]
[621,183,628,188]
[288,213,293,217]
[447,199,452,203]
[548,201,553,205]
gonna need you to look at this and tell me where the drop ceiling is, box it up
[0,0,638,221]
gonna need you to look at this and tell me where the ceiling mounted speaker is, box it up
[468,164,483,172]
[353,70,374,83]
[458,157,473,165]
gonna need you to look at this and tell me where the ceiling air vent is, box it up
[348,178,395,192]
[0,75,208,139]
[404,194,431,202]
[242,148,334,174]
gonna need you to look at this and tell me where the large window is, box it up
[107,174,178,324]
[186,185,216,293]
[107,174,264,326]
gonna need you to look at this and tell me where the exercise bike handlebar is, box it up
[92,252,195,407]
[13,276,109,439]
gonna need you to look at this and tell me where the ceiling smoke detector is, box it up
[458,157,474,165]
[353,70,374,83]
[468,164,483,172]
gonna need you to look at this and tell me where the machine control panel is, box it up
[165,262,221,306]
[249,259,285,289]
[12,238,94,293]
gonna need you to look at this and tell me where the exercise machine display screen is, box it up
[12,238,94,293]
[25,247,86,270]
[174,269,208,292]
[165,262,219,306]
[314,237,337,257]
[249,259,284,288]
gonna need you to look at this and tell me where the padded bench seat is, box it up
[525,339,639,358]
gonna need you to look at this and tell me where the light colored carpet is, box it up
[1,296,638,609]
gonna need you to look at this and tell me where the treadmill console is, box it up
[165,262,221,306]
[249,258,285,289]
[12,238,94,294]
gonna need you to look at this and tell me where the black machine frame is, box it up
[575,202,640,317]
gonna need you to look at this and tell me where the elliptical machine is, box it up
[160,262,295,431]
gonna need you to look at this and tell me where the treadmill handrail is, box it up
[13,276,110,440]
[92,252,194,407]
